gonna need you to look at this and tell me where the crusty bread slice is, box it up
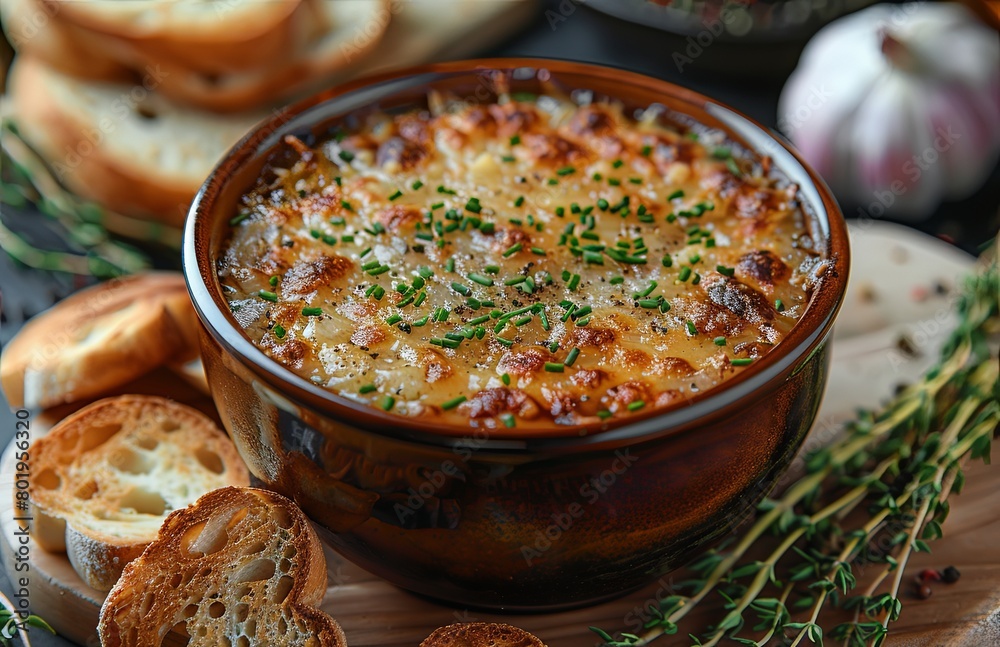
[143,0,390,112]
[43,0,310,74]
[26,395,250,591]
[0,0,134,81]
[98,486,346,647]
[421,623,547,647]
[8,56,264,225]
[0,272,199,409]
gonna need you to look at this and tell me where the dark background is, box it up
[1,1,997,644]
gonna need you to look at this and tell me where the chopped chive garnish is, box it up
[437,185,457,195]
[385,314,402,325]
[686,321,697,335]
[531,247,546,256]
[302,307,323,316]
[556,166,576,176]
[372,286,385,300]
[230,212,249,226]
[379,395,395,411]
[441,395,467,410]
[567,273,581,291]
[565,347,580,366]
[547,178,558,185]
[714,336,727,346]
[451,282,471,296]
[627,400,646,412]
[638,298,661,309]
[338,150,355,162]
[544,362,564,373]
[273,324,286,338]
[341,200,353,211]
[411,180,424,190]
[501,155,516,163]
[514,196,525,207]
[468,272,494,286]
[597,409,613,419]
[504,276,527,286]
[610,276,624,285]
[732,358,754,366]
[659,301,671,313]
[717,265,735,277]
[597,198,610,211]
[573,305,592,319]
[501,413,516,428]
[445,257,455,272]
[484,264,500,274]
[465,198,482,213]
[258,290,278,302]
[468,314,492,325]
[417,266,433,279]
[689,253,702,264]
[388,189,403,201]
[310,229,322,239]
[640,145,652,156]
[592,172,603,181]
[662,255,673,268]
[510,134,521,146]
[612,159,624,168]
[359,383,377,394]
[341,234,354,243]
[501,373,511,385]
[502,242,523,257]
[367,265,390,276]
[322,234,337,245]
[775,299,785,312]
[361,260,381,271]
[608,178,621,186]
[584,251,604,265]
[692,273,701,285]
[269,275,279,287]
[412,315,429,327]
[514,315,532,327]
[678,266,692,282]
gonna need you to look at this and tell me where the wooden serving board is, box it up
[2,222,998,646]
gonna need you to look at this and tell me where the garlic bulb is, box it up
[778,2,1000,219]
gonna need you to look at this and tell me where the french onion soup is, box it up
[218,92,827,429]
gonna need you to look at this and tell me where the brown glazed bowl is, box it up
[183,59,849,611]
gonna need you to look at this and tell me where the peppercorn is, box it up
[915,583,933,600]
[941,566,961,583]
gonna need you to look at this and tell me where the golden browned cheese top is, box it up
[218,94,826,431]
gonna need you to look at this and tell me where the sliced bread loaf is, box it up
[42,0,311,74]
[27,395,250,591]
[98,486,346,647]
[421,623,547,647]
[8,56,265,225]
[0,272,199,409]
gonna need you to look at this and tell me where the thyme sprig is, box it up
[1,119,160,278]
[594,253,998,647]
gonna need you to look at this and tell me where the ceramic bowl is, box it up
[183,59,849,610]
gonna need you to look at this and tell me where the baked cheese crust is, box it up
[218,92,827,430]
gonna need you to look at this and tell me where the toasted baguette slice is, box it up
[0,272,199,409]
[8,56,264,225]
[0,0,134,81]
[98,486,346,647]
[143,0,389,112]
[421,623,547,647]
[27,395,250,590]
[43,0,309,74]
